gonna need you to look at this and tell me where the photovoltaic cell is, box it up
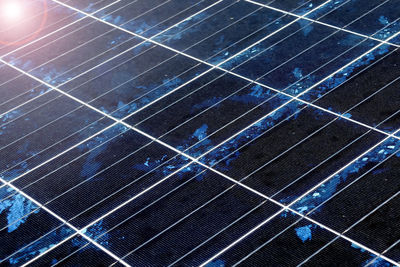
[1,0,400,266]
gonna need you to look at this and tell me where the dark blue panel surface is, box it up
[1,0,400,265]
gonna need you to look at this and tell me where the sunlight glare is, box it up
[2,1,23,21]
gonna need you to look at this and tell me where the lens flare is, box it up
[0,0,48,45]
[3,1,23,20]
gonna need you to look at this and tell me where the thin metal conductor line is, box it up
[3,0,169,76]
[192,36,400,264]
[144,33,400,179]
[0,0,238,201]
[117,138,400,267]
[18,157,203,264]
[102,184,246,260]
[20,232,80,266]
[0,80,357,237]
[0,28,386,267]
[220,0,393,91]
[198,170,400,266]
[0,0,238,124]
[245,0,400,48]
[0,0,58,34]
[211,32,400,141]
[168,133,366,266]
[50,157,248,266]
[0,104,95,152]
[21,158,197,266]
[0,121,118,194]
[114,118,346,259]
[0,0,129,110]
[0,179,129,266]
[230,112,400,266]
[48,0,331,84]
[0,0,232,202]
[108,5,300,118]
[132,11,350,126]
[0,9,340,201]
[0,0,223,88]
[3,153,189,263]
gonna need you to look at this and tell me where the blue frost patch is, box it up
[375,20,400,40]
[293,67,303,80]
[295,224,313,242]
[297,20,314,36]
[191,97,223,112]
[206,259,225,267]
[0,109,22,123]
[0,188,39,232]
[379,15,390,26]
[193,124,208,141]
[230,85,272,104]
[155,11,208,42]
[83,220,110,247]
[249,84,264,97]
[342,113,352,119]
[79,140,108,179]
[132,154,169,172]
[78,125,127,178]
[220,43,266,69]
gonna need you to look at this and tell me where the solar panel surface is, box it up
[1,0,400,266]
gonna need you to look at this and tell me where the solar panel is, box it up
[1,0,400,266]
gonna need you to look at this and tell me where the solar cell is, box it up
[1,0,400,266]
